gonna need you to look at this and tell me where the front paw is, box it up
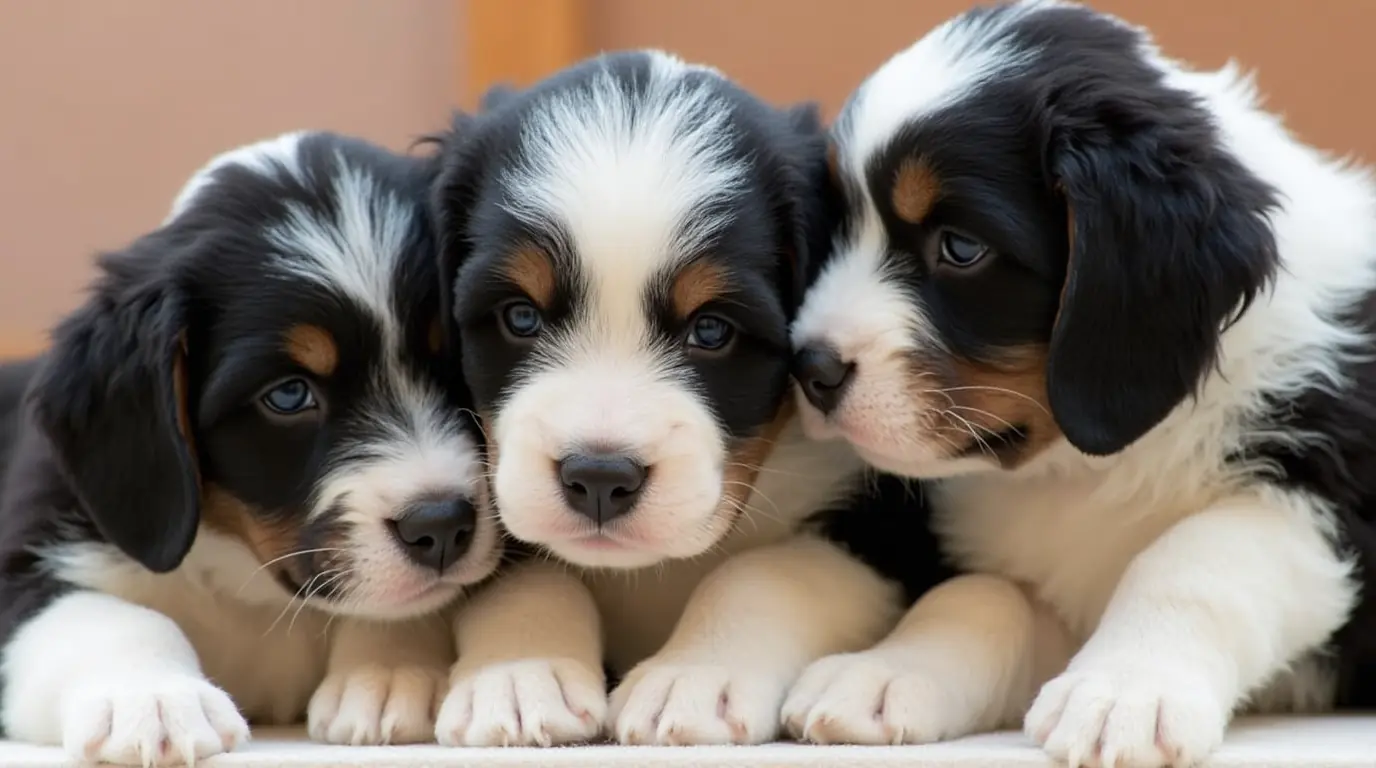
[62,674,249,766]
[782,649,981,745]
[435,658,605,747]
[308,664,445,745]
[1025,658,1228,768]
[609,659,787,745]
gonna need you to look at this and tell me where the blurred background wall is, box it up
[3,0,1373,356]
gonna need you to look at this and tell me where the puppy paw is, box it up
[1025,658,1228,768]
[61,674,248,766]
[609,659,787,745]
[782,649,981,745]
[435,658,605,747]
[308,664,445,745]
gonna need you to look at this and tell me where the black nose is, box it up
[558,453,647,525]
[387,498,476,573]
[793,345,855,415]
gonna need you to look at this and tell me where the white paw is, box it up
[1025,658,1228,768]
[308,665,445,745]
[781,650,981,745]
[435,658,605,747]
[61,674,248,766]
[609,659,787,745]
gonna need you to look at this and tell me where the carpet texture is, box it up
[1,716,1372,767]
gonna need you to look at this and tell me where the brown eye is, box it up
[939,230,990,267]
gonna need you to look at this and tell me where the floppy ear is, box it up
[774,101,834,314]
[431,110,485,339]
[1044,81,1279,456]
[28,233,201,572]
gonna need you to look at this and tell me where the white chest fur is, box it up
[47,530,331,724]
[584,419,866,674]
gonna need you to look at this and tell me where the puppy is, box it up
[783,1,1376,765]
[0,131,503,765]
[429,50,914,747]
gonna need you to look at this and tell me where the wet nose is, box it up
[387,497,476,573]
[557,453,647,525]
[793,344,855,415]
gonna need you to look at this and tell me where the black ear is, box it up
[28,234,200,572]
[1044,79,1279,456]
[431,109,486,337]
[773,101,834,314]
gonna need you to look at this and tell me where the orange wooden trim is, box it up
[461,0,588,109]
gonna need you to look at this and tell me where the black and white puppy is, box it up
[0,132,503,765]
[429,50,909,747]
[783,1,1376,766]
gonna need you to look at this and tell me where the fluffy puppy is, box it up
[429,50,910,747]
[0,131,503,765]
[783,1,1376,765]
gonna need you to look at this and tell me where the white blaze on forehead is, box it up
[835,7,1033,181]
[500,50,749,352]
[164,130,311,224]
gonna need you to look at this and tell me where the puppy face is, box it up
[791,0,1278,476]
[30,132,500,619]
[434,51,828,568]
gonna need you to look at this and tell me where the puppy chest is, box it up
[933,477,1201,636]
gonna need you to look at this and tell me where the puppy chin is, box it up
[794,380,997,479]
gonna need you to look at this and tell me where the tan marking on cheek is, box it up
[721,398,797,510]
[201,485,301,566]
[946,345,1060,468]
[892,157,941,224]
[670,260,729,319]
[503,246,556,308]
[284,324,339,378]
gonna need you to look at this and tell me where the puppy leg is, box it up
[1,591,248,766]
[306,613,454,745]
[609,535,902,745]
[1026,489,1356,768]
[783,573,1074,744]
[435,560,605,747]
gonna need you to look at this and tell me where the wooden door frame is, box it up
[460,0,590,109]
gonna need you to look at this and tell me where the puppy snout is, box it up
[557,452,647,525]
[387,497,476,573]
[793,344,855,415]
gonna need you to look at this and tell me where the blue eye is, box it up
[501,301,544,338]
[261,378,317,415]
[939,230,991,267]
[686,314,735,352]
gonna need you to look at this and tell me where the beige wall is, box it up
[587,0,1376,161]
[5,0,1376,352]
[0,0,460,351]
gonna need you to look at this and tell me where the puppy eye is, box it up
[260,378,318,416]
[938,230,990,268]
[686,313,736,352]
[500,300,544,339]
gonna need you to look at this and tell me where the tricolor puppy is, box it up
[784,1,1376,766]
[429,50,914,747]
[0,132,502,765]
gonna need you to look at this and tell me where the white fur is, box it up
[489,51,754,570]
[790,2,1376,763]
[2,134,497,762]
[449,51,902,746]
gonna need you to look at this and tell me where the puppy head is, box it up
[30,132,501,619]
[791,0,1279,476]
[434,51,828,568]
